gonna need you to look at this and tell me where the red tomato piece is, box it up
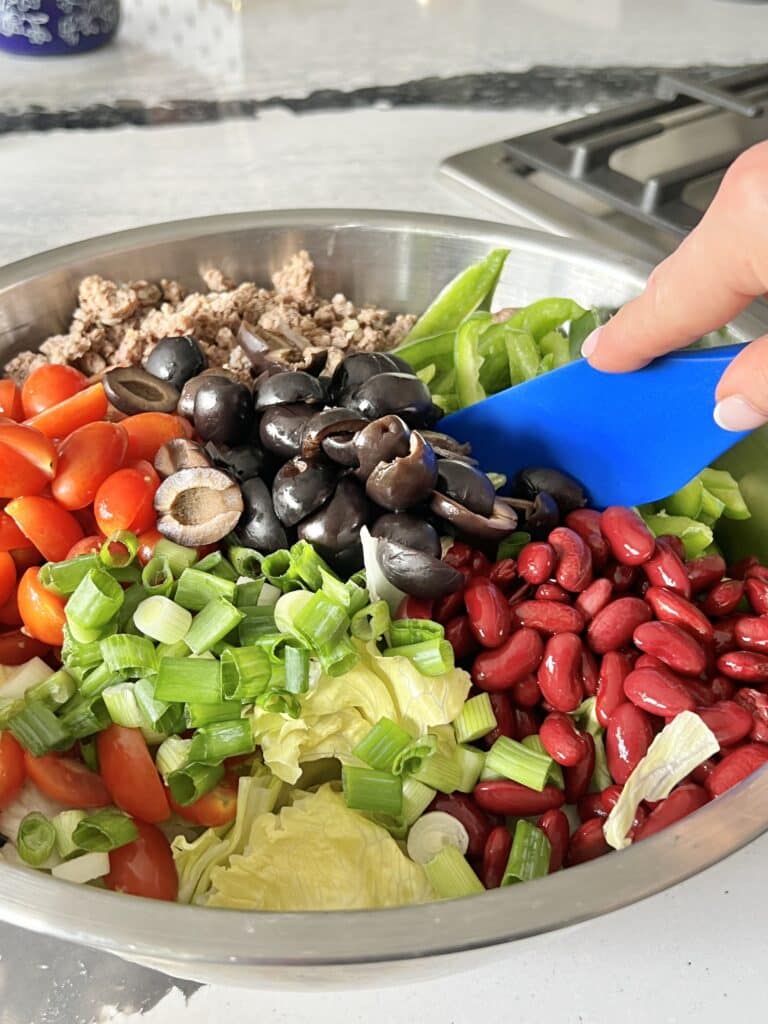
[25,383,108,440]
[65,534,105,559]
[0,380,24,421]
[97,725,170,824]
[0,590,22,628]
[0,510,34,551]
[94,466,159,537]
[136,528,163,566]
[17,566,67,645]
[121,413,188,463]
[0,732,26,810]
[21,364,87,419]
[10,547,43,573]
[0,628,50,665]
[24,751,110,807]
[0,422,57,478]
[5,496,84,562]
[51,421,128,510]
[105,819,178,901]
[0,551,16,607]
[169,775,238,828]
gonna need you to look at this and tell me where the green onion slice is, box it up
[17,812,57,867]
[72,809,138,853]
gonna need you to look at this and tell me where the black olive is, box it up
[346,372,434,427]
[193,378,254,445]
[177,368,236,419]
[321,434,359,468]
[430,493,519,541]
[259,403,316,458]
[525,491,561,538]
[103,366,180,415]
[365,432,438,512]
[204,441,264,483]
[145,335,208,390]
[236,477,288,553]
[377,540,464,600]
[154,438,211,478]
[436,459,496,517]
[353,415,410,480]
[384,353,416,375]
[271,456,337,528]
[300,407,368,460]
[421,431,477,464]
[515,467,587,514]
[297,477,372,574]
[371,513,441,558]
[154,467,243,546]
[254,370,326,411]
[329,352,409,402]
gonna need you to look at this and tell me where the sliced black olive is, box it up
[371,513,441,558]
[525,491,561,538]
[321,434,359,468]
[236,477,288,553]
[193,378,254,446]
[365,432,438,512]
[329,352,408,402]
[204,441,264,483]
[421,431,477,465]
[272,456,337,528]
[154,467,243,546]
[385,353,416,375]
[177,368,236,419]
[297,477,372,574]
[515,466,587,514]
[430,493,519,541]
[300,407,368,460]
[103,366,179,415]
[254,370,326,411]
[436,459,495,517]
[346,372,433,427]
[154,438,211,479]
[259,403,316,458]
[377,540,464,600]
[353,415,410,480]
[145,335,208,390]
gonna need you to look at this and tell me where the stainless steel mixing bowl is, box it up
[0,210,766,988]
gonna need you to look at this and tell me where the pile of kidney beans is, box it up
[400,504,768,886]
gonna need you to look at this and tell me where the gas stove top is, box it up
[442,65,768,263]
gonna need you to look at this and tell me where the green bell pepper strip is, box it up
[505,328,540,385]
[539,330,571,369]
[454,317,487,408]
[392,330,455,374]
[476,322,512,393]
[568,307,605,360]
[663,476,704,519]
[641,513,713,559]
[508,297,586,342]
[699,468,751,520]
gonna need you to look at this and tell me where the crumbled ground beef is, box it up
[3,250,417,385]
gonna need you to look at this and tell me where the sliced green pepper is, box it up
[393,330,455,374]
[700,486,726,522]
[641,513,713,559]
[454,317,487,408]
[539,330,571,369]
[568,308,606,360]
[664,476,704,519]
[699,468,751,520]
[476,321,513,393]
[505,328,540,385]
[509,298,586,342]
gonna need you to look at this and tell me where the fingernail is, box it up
[713,395,768,432]
[581,326,602,359]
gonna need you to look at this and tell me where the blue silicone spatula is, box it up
[441,344,749,509]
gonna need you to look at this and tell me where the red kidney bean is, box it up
[465,579,511,649]
[709,675,735,702]
[469,551,493,578]
[745,577,768,615]
[536,808,570,872]
[473,628,544,692]
[575,577,613,622]
[702,579,745,618]
[565,508,610,567]
[434,588,465,624]
[643,543,691,598]
[481,825,512,889]
[606,703,654,784]
[444,615,478,660]
[395,595,434,620]
[696,700,753,747]
[566,818,610,866]
[604,561,638,593]
[728,555,760,580]
[634,653,666,671]
[600,506,655,566]
[431,793,494,860]
[512,707,540,739]
[596,650,632,727]
[717,650,768,683]
[632,620,706,676]
[734,686,768,727]
[599,784,646,837]
[443,541,473,568]
[484,692,516,746]
[645,586,714,644]
[537,632,584,712]
[489,558,518,591]
[549,526,593,592]
[518,542,556,585]
[687,553,727,594]
[712,616,739,657]
[680,678,717,707]
[578,792,607,821]
[623,666,696,717]
[473,780,565,817]
[540,711,588,766]
[733,615,768,653]
[510,674,541,708]
[564,732,595,803]
[657,534,686,561]
[746,564,768,583]
[535,582,571,603]
[705,743,768,797]
[581,648,599,697]
[587,596,651,654]
[634,783,709,841]
[513,600,585,636]
[691,757,717,786]
[751,719,768,743]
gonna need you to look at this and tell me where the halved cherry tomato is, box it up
[25,751,109,807]
[65,534,105,559]
[10,546,43,572]
[21,364,87,419]
[0,732,26,810]
[25,383,108,440]
[0,552,16,607]
[0,380,24,421]
[17,566,67,645]
[97,725,170,824]
[51,421,128,510]
[0,628,50,666]
[0,421,58,499]
[137,528,163,566]
[5,496,84,562]
[121,413,188,463]
[94,466,159,536]
[169,775,238,828]
[105,819,178,901]
[0,510,34,551]
[72,505,100,537]
[0,590,21,627]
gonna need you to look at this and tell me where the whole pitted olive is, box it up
[346,372,434,427]
[259,403,316,459]
[103,366,180,415]
[371,512,441,559]
[421,431,477,464]
[177,368,236,419]
[204,440,264,483]
[353,415,410,480]
[321,433,359,468]
[236,477,288,553]
[145,335,208,391]
[193,377,254,445]
[365,432,438,512]
[154,467,243,546]
[430,493,519,541]
[154,438,211,479]
[330,352,410,403]
[524,491,560,538]
[254,370,326,412]
[436,459,495,517]
[377,539,464,600]
[515,466,587,514]
[300,407,368,460]
[298,477,372,574]
[272,456,337,528]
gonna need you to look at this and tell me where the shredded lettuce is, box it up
[0,780,68,847]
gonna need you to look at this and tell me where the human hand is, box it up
[581,141,768,432]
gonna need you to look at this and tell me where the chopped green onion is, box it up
[238,606,277,645]
[289,539,333,591]
[259,549,294,589]
[411,746,461,794]
[167,761,225,805]
[140,555,174,597]
[133,676,170,726]
[186,700,244,727]
[52,810,87,859]
[294,592,349,648]
[486,736,553,792]
[184,597,244,655]
[424,845,484,899]
[116,583,149,634]
[175,567,236,610]
[234,579,264,608]
[100,530,139,568]
[382,638,454,676]
[66,567,124,632]
[51,851,109,884]
[24,668,76,709]
[455,745,486,793]
[58,694,110,739]
[521,734,564,789]
[79,737,99,772]
[155,639,189,661]
[254,690,301,717]
[453,693,497,743]
[316,636,358,678]
[188,719,254,765]
[283,645,310,695]
[350,600,390,641]
[109,564,142,585]
[407,810,470,864]
[61,627,102,671]
[8,703,70,756]
[354,717,413,772]
[342,765,403,817]
[102,682,145,727]
[194,550,238,580]
[502,819,551,885]
[133,595,192,645]
[388,618,444,647]
[154,538,198,577]
[400,777,437,827]
[228,546,262,579]
[17,812,57,867]
[156,735,192,779]
[39,555,100,596]
[220,646,270,701]
[73,809,138,853]
[154,657,221,704]
[100,633,157,676]
[393,734,438,776]
[77,662,113,699]
[0,697,24,728]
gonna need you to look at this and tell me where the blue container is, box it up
[0,0,119,56]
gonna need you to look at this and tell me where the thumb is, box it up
[714,335,768,431]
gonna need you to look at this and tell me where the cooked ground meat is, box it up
[3,251,417,386]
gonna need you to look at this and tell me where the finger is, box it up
[584,141,768,373]
[714,335,768,431]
